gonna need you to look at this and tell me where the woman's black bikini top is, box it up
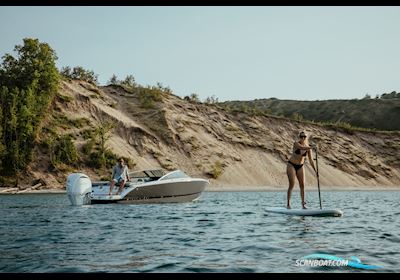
[294,142,308,157]
[295,149,307,157]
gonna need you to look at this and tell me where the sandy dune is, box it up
[16,80,400,191]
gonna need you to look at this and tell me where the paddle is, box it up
[314,145,322,209]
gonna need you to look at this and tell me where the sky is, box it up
[0,6,400,102]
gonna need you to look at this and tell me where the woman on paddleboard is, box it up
[287,130,317,209]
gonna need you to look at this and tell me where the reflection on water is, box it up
[0,191,399,272]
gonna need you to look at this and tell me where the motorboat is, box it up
[66,169,209,206]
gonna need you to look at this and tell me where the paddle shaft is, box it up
[315,146,322,209]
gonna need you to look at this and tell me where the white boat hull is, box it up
[90,178,208,204]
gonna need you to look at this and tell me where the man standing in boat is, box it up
[109,158,130,196]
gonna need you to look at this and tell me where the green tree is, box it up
[96,120,114,168]
[70,66,98,84]
[0,103,4,164]
[108,74,119,85]
[60,66,72,78]
[0,38,59,94]
[0,88,19,176]
[185,93,200,103]
[0,38,59,178]
[121,75,136,88]
[204,95,219,104]
[51,135,79,166]
[60,65,98,84]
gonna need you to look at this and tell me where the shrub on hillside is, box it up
[61,66,98,85]
[50,135,79,166]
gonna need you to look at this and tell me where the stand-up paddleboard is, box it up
[266,207,343,217]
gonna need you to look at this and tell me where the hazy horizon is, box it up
[1,6,399,102]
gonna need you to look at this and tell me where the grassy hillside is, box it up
[219,95,400,131]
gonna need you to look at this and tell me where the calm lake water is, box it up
[0,191,399,273]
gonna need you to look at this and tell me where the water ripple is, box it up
[0,191,399,272]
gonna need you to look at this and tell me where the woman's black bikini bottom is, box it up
[288,161,304,171]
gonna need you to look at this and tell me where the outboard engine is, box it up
[66,173,92,206]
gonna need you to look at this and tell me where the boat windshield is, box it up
[159,170,190,181]
[129,169,165,179]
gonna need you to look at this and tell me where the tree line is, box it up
[363,91,400,100]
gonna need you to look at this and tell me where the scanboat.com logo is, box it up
[296,254,383,270]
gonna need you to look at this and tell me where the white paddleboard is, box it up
[266,207,343,217]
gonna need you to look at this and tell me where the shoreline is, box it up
[1,185,399,194]
[206,185,400,192]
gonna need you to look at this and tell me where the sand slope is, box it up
[21,80,400,191]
